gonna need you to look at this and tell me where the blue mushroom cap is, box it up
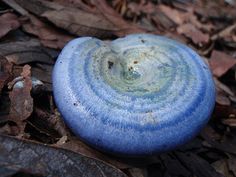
[52,34,215,156]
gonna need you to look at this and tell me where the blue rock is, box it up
[52,34,215,156]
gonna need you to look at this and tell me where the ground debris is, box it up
[210,50,236,78]
[0,12,20,39]
[8,65,33,134]
[0,134,127,177]
[0,0,236,176]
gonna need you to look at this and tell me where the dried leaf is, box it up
[194,1,236,21]
[216,91,231,106]
[228,154,236,176]
[59,138,132,169]
[15,0,118,38]
[201,126,236,155]
[158,5,186,25]
[0,13,20,38]
[21,15,73,49]
[2,0,73,49]
[211,23,236,40]
[31,107,68,138]
[53,0,98,13]
[212,159,232,177]
[91,0,145,35]
[8,65,33,133]
[31,65,53,91]
[127,168,147,177]
[160,153,191,177]
[177,23,209,46]
[14,0,144,38]
[175,152,224,177]
[0,134,127,177]
[42,9,117,37]
[210,50,236,77]
[0,40,55,64]
[151,11,176,30]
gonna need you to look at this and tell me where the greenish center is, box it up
[98,47,175,96]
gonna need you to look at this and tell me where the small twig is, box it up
[211,23,236,40]
[2,0,29,16]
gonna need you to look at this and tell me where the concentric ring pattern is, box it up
[53,34,215,156]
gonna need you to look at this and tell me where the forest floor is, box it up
[0,0,236,177]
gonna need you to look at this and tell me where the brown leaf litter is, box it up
[0,13,20,39]
[8,65,33,134]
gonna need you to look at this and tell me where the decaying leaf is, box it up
[0,13,20,39]
[8,65,33,133]
[160,153,191,177]
[30,107,68,138]
[210,50,236,77]
[91,0,145,36]
[201,125,236,155]
[177,23,209,46]
[0,134,127,177]
[0,40,56,65]
[175,152,224,177]
[14,0,116,38]
[58,137,132,169]
[211,159,232,177]
[13,0,144,38]
[158,5,187,25]
[21,15,73,49]
[211,23,236,40]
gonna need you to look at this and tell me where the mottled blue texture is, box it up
[52,34,215,156]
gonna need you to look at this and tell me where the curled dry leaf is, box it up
[8,65,33,133]
[0,13,20,39]
[0,134,127,177]
[177,23,209,46]
[210,50,236,77]
[2,0,73,49]
[0,40,56,64]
